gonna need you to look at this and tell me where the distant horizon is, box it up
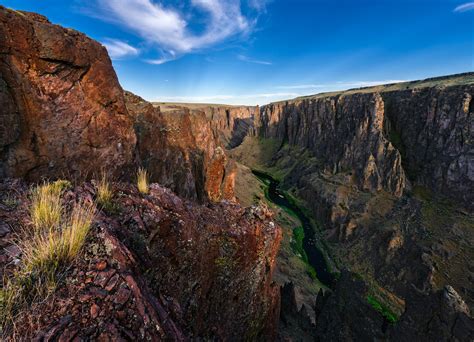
[152,71,474,106]
[2,0,474,105]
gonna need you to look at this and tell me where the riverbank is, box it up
[252,169,337,288]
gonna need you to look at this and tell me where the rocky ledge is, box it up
[0,179,281,340]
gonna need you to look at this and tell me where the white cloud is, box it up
[238,54,272,65]
[276,84,325,89]
[277,80,407,90]
[248,0,270,12]
[93,0,257,63]
[454,2,474,12]
[102,39,139,59]
[154,92,299,105]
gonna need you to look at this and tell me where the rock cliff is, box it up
[154,102,257,148]
[255,79,473,207]
[0,8,136,180]
[0,6,234,203]
[126,92,236,202]
[231,74,474,340]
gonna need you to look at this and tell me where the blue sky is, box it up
[2,0,473,105]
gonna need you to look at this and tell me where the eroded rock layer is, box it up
[125,92,236,202]
[0,8,136,180]
[0,179,281,340]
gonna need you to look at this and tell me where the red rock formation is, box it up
[0,179,281,340]
[0,6,234,203]
[0,7,136,180]
[125,92,236,202]
[201,105,257,148]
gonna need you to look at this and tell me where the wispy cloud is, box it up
[238,54,272,65]
[276,84,324,89]
[155,92,298,105]
[248,0,271,12]
[277,80,407,90]
[153,79,410,105]
[454,2,474,12]
[88,0,261,64]
[102,39,139,59]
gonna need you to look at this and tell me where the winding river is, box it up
[252,170,335,288]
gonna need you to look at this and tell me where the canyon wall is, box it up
[155,103,258,148]
[256,85,473,207]
[126,92,236,202]
[247,79,474,339]
[0,6,233,203]
[201,105,257,148]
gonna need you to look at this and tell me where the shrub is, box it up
[137,168,149,194]
[96,173,113,209]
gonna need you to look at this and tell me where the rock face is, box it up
[312,271,474,341]
[0,7,136,180]
[201,105,257,148]
[0,179,281,340]
[256,83,473,208]
[383,87,473,208]
[390,285,474,341]
[0,6,234,203]
[257,94,406,196]
[126,92,236,202]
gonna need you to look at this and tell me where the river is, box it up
[252,170,335,288]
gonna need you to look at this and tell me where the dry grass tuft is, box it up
[30,182,63,230]
[96,173,113,208]
[137,168,149,194]
[1,182,95,332]
[61,201,96,261]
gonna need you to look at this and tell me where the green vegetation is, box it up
[1,181,96,330]
[367,295,398,323]
[291,226,306,260]
[290,227,318,280]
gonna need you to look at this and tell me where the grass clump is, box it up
[367,295,398,323]
[1,182,95,331]
[96,173,113,209]
[137,168,149,194]
[30,182,64,230]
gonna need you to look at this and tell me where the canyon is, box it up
[0,5,473,341]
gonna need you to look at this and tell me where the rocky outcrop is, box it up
[0,179,281,340]
[126,92,236,202]
[256,81,474,208]
[0,7,136,181]
[390,285,474,341]
[0,6,234,203]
